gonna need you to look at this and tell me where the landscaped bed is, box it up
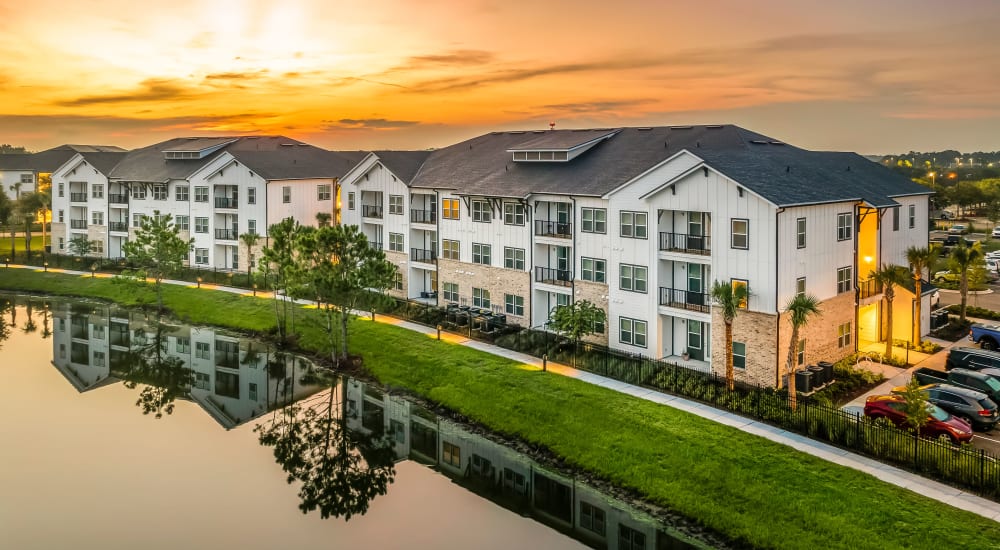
[2,267,1000,550]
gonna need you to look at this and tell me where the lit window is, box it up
[441,239,460,260]
[442,198,460,220]
[838,322,852,348]
[443,441,461,467]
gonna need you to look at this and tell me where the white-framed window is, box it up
[441,239,460,260]
[796,277,806,297]
[194,217,208,233]
[347,192,355,210]
[581,257,606,283]
[249,382,258,401]
[393,272,403,290]
[733,341,746,369]
[91,211,104,226]
[58,237,64,250]
[248,219,256,235]
[19,173,32,184]
[194,186,208,202]
[92,184,104,199]
[152,184,168,200]
[175,215,189,231]
[503,247,525,270]
[92,325,105,340]
[838,322,852,348]
[194,248,208,265]
[472,243,491,265]
[388,232,404,252]
[731,218,749,249]
[442,198,460,220]
[837,212,852,241]
[442,282,459,302]
[92,240,103,254]
[247,187,256,205]
[505,294,525,316]
[472,287,491,308]
[388,194,403,214]
[472,200,491,223]
[132,213,143,227]
[58,183,64,197]
[318,184,332,201]
[282,186,291,204]
[732,278,748,309]
[503,203,525,226]
[908,204,916,229]
[892,208,899,231]
[581,208,606,233]
[132,186,146,200]
[580,501,606,536]
[443,441,461,467]
[176,337,191,353]
[837,266,852,294]
[58,210,64,223]
[93,351,105,368]
[619,525,646,550]
[619,211,647,238]
[796,217,806,248]
[176,185,189,201]
[619,264,647,293]
[619,317,647,347]
[195,341,210,359]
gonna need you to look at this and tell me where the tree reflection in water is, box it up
[114,315,194,419]
[256,381,397,519]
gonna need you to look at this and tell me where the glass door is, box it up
[687,320,703,361]
[687,263,703,307]
[688,212,705,252]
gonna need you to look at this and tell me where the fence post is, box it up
[982,449,986,488]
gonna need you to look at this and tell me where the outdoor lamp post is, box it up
[253,283,258,297]
[196,276,203,288]
[43,262,48,272]
[4,258,8,268]
[90,263,97,278]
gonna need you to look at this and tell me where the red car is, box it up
[863,395,974,444]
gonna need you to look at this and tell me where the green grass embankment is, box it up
[3,268,1000,550]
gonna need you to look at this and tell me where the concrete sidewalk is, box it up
[6,263,1000,523]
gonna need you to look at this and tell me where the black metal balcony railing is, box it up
[215,229,238,240]
[859,278,883,300]
[367,241,383,251]
[109,222,128,232]
[659,232,711,255]
[70,192,88,202]
[534,220,572,238]
[362,205,384,219]
[215,197,238,209]
[534,266,573,287]
[410,248,437,262]
[659,287,711,313]
[109,194,129,204]
[70,219,87,229]
[410,209,436,223]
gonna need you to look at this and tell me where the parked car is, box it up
[863,395,973,443]
[942,235,974,248]
[992,226,1000,239]
[913,367,1000,404]
[946,346,1000,371]
[970,323,1000,351]
[940,210,956,220]
[931,289,941,308]
[890,383,998,431]
[949,223,968,234]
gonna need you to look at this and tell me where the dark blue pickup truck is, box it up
[969,323,1000,350]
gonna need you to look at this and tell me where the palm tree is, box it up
[710,280,749,390]
[950,242,984,324]
[16,192,43,256]
[315,212,332,227]
[239,231,261,284]
[784,294,821,411]
[906,245,939,346]
[871,264,911,360]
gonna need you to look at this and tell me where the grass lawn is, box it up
[2,268,1000,549]
[2,234,44,253]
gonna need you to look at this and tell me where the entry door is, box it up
[687,320,703,361]
[688,212,705,252]
[555,246,569,271]
[687,264,703,307]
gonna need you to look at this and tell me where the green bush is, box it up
[892,338,943,353]
[946,304,1000,321]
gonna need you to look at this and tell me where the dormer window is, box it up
[507,128,618,162]
[163,138,237,160]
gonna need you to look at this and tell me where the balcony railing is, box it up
[534,220,572,238]
[659,287,711,313]
[534,266,572,287]
[362,205,383,219]
[109,222,128,232]
[410,248,437,263]
[215,197,238,209]
[859,278,882,300]
[659,232,711,255]
[367,241,383,251]
[410,209,436,223]
[215,229,238,240]
[70,192,88,202]
[70,219,87,229]
[109,194,128,204]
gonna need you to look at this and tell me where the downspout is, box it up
[434,189,440,300]
[774,207,784,387]
[570,197,577,304]
[528,200,535,326]
[853,204,860,356]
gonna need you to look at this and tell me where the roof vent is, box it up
[750,140,768,145]
[706,125,724,129]
[769,141,785,145]
[669,126,693,130]
[637,127,652,131]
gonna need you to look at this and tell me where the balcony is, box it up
[362,205,383,219]
[215,229,238,240]
[70,219,87,230]
[534,220,572,238]
[659,287,711,313]
[367,241,383,251]
[109,222,128,232]
[70,192,88,203]
[109,194,128,205]
[534,266,572,287]
[410,248,437,263]
[659,232,711,255]
[215,197,238,209]
[410,209,436,224]
[859,278,882,300]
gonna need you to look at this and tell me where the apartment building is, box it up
[0,144,124,198]
[340,125,932,387]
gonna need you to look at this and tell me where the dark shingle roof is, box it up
[506,129,618,150]
[77,152,128,175]
[371,151,434,183]
[31,144,125,173]
[0,154,33,170]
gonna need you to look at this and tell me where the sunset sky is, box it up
[2,0,999,154]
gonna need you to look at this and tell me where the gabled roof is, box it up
[76,151,128,175]
[31,144,125,173]
[371,150,434,184]
[506,129,618,151]
[0,153,33,170]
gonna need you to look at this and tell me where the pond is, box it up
[0,295,712,550]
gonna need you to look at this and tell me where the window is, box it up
[503,247,525,270]
[837,266,852,294]
[581,208,607,233]
[318,184,332,201]
[58,182,64,197]
[837,212,852,241]
[908,204,916,229]
[176,185,189,201]
[132,186,146,199]
[176,337,190,353]
[620,317,647,347]
[93,325,105,339]
[472,200,491,222]
[152,184,167,200]
[91,211,103,226]
[620,211,647,238]
[619,264,647,293]
[796,217,806,248]
[347,192,355,210]
[20,173,32,184]
[92,184,104,199]
[194,186,208,202]
[797,339,806,365]
[472,243,491,265]
[581,257,606,283]
[733,341,747,369]
[194,248,208,265]
[619,525,647,550]
[472,287,491,308]
[732,278,748,309]
[58,237,64,250]
[248,382,258,401]
[132,213,143,228]
[175,215,189,231]
[390,419,405,444]
[796,277,806,297]
[580,501,606,536]
[388,194,403,214]
[441,239,460,260]
[195,341,210,359]
[442,198,460,220]
[731,219,749,249]
[892,208,899,231]
[92,240,103,254]
[93,351,105,368]
[503,202,525,225]
[194,217,208,233]
[442,282,459,302]
[505,294,525,316]
[389,233,404,252]
[838,322,852,348]
[282,186,291,203]
[244,187,255,205]
[393,272,403,290]
[443,441,461,467]
[248,219,256,235]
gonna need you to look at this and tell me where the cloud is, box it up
[204,70,270,81]
[401,49,495,69]
[536,99,657,114]
[323,118,421,130]
[56,78,198,106]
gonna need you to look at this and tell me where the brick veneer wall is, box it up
[436,258,531,327]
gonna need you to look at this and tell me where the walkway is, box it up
[6,263,1000,523]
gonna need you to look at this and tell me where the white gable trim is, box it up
[602,149,700,198]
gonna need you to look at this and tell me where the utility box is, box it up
[795,369,813,393]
